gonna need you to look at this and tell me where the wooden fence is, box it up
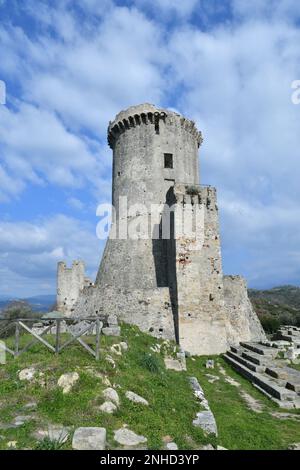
[0,317,102,361]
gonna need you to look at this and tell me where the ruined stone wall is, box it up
[174,184,229,355]
[57,261,93,317]
[223,275,266,344]
[72,285,175,340]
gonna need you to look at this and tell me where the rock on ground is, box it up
[110,344,122,356]
[166,442,178,450]
[18,367,36,381]
[193,410,218,437]
[7,441,17,448]
[205,374,220,384]
[102,387,120,406]
[99,401,117,414]
[288,443,300,450]
[114,428,147,449]
[105,355,116,368]
[57,372,79,394]
[22,402,38,411]
[125,391,149,406]
[72,427,106,450]
[164,358,185,371]
[102,327,121,337]
[13,415,33,427]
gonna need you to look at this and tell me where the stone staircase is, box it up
[223,341,300,409]
[275,326,300,348]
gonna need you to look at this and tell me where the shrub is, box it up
[260,315,281,334]
[185,185,201,196]
[35,437,64,450]
[140,352,161,374]
[0,301,41,339]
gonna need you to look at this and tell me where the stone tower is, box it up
[96,103,201,291]
[57,103,265,354]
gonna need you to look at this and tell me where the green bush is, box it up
[0,301,41,339]
[140,352,162,374]
[260,315,281,334]
[35,437,65,450]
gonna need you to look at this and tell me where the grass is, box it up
[0,323,300,450]
[290,362,300,372]
[35,437,65,450]
[0,324,208,450]
[188,356,300,450]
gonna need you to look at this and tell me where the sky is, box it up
[0,0,300,297]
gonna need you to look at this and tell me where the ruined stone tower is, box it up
[57,103,265,355]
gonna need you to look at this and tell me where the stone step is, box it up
[241,350,271,367]
[230,345,271,366]
[223,354,298,405]
[240,342,279,357]
[260,340,290,349]
[227,350,265,373]
[278,334,295,343]
[252,383,300,409]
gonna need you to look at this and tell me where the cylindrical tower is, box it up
[96,103,203,290]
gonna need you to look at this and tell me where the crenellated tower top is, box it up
[107,103,203,149]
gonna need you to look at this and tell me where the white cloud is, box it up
[232,0,300,22]
[1,0,300,293]
[167,14,300,285]
[0,215,103,296]
[0,2,165,202]
[135,0,198,19]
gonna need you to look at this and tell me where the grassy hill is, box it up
[0,323,300,450]
[249,286,300,332]
[0,295,55,314]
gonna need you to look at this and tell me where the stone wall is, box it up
[57,261,93,317]
[174,184,229,355]
[223,275,266,344]
[71,285,175,340]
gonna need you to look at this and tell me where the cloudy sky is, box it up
[0,0,300,297]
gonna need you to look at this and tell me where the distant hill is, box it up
[248,285,300,331]
[0,294,56,314]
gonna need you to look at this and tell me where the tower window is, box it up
[164,153,173,169]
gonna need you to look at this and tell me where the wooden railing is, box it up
[0,317,103,361]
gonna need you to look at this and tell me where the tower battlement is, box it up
[57,260,94,316]
[108,103,203,149]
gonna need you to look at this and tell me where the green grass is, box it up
[35,437,65,450]
[290,362,300,372]
[1,323,300,450]
[188,356,300,450]
[0,324,208,450]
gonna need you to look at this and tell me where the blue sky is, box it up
[1,0,300,297]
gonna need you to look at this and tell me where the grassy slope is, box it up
[0,323,300,450]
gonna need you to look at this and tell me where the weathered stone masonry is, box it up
[57,103,266,354]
